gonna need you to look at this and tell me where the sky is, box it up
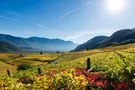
[0,0,135,43]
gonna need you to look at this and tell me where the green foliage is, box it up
[1,46,135,89]
[20,54,24,57]
[17,63,33,71]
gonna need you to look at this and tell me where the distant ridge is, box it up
[72,36,108,51]
[27,37,77,51]
[73,28,135,51]
[0,34,78,52]
[93,29,135,48]
[0,42,19,52]
[1,28,135,52]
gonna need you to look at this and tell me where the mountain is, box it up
[0,34,77,52]
[2,28,135,52]
[73,29,135,52]
[0,34,32,47]
[72,36,108,51]
[92,29,135,48]
[0,42,19,52]
[27,37,77,51]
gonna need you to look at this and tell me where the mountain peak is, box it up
[72,36,108,51]
[72,28,135,52]
[0,34,77,52]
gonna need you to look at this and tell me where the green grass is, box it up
[0,61,16,74]
[0,43,135,74]
[0,53,59,73]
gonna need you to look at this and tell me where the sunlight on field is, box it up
[0,54,17,60]
[42,44,135,71]
[0,44,135,74]
[0,61,16,74]
[0,53,60,74]
[7,60,43,66]
[22,54,59,61]
[1,44,135,89]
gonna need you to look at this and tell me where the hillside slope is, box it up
[72,36,108,51]
[0,34,77,52]
[0,34,32,47]
[92,29,135,48]
[27,37,78,51]
[0,42,19,52]
[73,29,135,52]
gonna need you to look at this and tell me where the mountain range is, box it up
[0,42,19,53]
[0,34,78,52]
[73,28,135,51]
[1,28,135,52]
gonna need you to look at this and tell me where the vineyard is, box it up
[1,45,135,89]
[0,54,59,74]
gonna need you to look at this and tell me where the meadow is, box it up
[0,44,135,89]
[0,54,59,74]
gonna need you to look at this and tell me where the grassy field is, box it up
[0,53,59,74]
[1,44,135,89]
[0,43,135,74]
[0,61,16,74]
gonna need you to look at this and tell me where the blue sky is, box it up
[0,0,135,43]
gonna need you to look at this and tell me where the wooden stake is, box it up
[38,67,41,74]
[86,58,91,71]
[7,69,10,76]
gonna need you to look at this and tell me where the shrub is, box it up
[17,63,33,71]
[20,54,24,57]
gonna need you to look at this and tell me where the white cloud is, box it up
[52,9,77,22]
[6,10,29,18]
[0,15,20,21]
[84,0,93,5]
[64,28,118,43]
[36,24,47,29]
[52,0,93,23]
[0,16,8,19]
[65,32,88,40]
[58,10,76,19]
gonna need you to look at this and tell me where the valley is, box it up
[0,43,135,89]
[1,0,135,89]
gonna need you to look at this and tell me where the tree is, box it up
[40,52,43,55]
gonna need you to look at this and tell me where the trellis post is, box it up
[86,58,91,90]
[38,67,41,74]
[7,69,10,76]
[86,58,91,71]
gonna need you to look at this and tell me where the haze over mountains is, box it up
[73,36,108,51]
[0,34,78,52]
[1,28,135,52]
[73,28,135,51]
[0,42,19,52]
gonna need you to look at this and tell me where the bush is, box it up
[17,63,33,71]
[20,54,24,57]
